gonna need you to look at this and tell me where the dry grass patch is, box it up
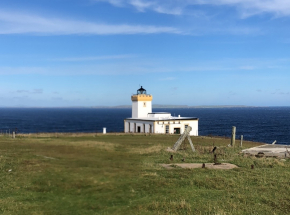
[18,132,97,138]
[141,172,158,177]
[18,132,131,138]
[148,199,192,214]
[129,144,164,154]
[65,140,119,151]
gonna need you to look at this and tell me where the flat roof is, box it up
[149,112,171,114]
[125,117,199,121]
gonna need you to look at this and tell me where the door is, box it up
[138,126,141,133]
[174,128,180,134]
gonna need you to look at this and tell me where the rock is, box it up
[166,147,175,152]
[255,152,265,158]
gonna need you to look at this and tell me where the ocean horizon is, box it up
[1,105,289,108]
[0,107,289,145]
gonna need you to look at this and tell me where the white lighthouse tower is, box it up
[131,86,152,118]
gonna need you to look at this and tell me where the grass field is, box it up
[0,133,290,214]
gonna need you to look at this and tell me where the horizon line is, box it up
[0,105,289,109]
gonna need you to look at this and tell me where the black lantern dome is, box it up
[137,86,147,95]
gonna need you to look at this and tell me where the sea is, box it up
[0,107,289,145]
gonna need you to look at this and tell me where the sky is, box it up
[1,0,290,107]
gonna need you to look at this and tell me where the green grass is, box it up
[0,133,289,214]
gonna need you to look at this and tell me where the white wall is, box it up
[154,123,164,134]
[132,102,138,118]
[189,120,198,136]
[154,120,198,136]
[148,113,171,118]
[124,119,198,136]
[124,120,154,133]
[132,101,152,118]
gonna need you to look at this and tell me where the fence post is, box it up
[231,126,236,147]
[240,135,243,147]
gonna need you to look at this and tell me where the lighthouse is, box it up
[131,86,152,118]
[124,86,199,136]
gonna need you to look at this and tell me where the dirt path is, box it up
[160,163,238,170]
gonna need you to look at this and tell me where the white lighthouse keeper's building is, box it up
[124,86,199,136]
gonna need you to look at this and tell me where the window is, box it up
[165,125,169,134]
[143,102,146,107]
[185,125,188,130]
[174,128,180,134]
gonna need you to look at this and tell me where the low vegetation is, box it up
[0,133,289,214]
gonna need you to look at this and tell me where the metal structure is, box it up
[137,86,147,95]
[172,126,195,152]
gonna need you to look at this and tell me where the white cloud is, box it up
[128,0,182,15]
[0,10,180,35]
[95,0,183,15]
[129,0,153,12]
[33,89,43,94]
[153,6,182,15]
[0,8,261,36]
[16,90,29,93]
[12,89,43,94]
[95,0,124,7]
[197,0,290,18]
[1,66,46,75]
[1,57,287,76]
[50,54,135,62]
[97,0,290,17]
[271,89,290,95]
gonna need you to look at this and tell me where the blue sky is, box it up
[1,0,290,107]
